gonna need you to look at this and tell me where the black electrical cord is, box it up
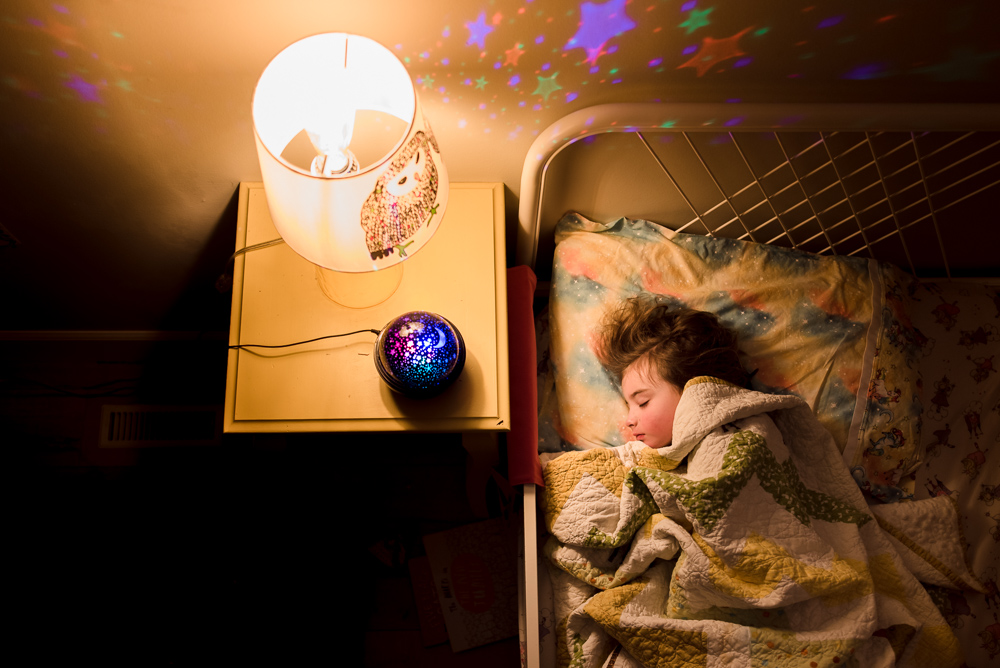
[227,237,285,265]
[220,240,384,350]
[216,237,285,293]
[228,329,380,350]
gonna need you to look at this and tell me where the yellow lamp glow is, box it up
[252,33,449,307]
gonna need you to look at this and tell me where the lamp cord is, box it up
[227,237,285,265]
[216,237,285,293]
[229,329,381,350]
[221,240,383,348]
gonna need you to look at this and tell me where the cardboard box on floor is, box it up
[423,518,519,652]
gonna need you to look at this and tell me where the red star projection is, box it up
[504,44,525,66]
[41,20,84,48]
[678,27,752,77]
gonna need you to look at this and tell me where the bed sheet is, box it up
[907,279,1000,667]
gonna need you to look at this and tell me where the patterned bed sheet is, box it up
[532,213,1000,666]
[907,280,1000,666]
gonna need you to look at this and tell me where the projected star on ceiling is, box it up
[678,26,752,77]
[37,20,84,48]
[679,7,713,34]
[65,74,102,103]
[564,0,636,65]
[505,43,525,66]
[465,12,494,50]
[533,72,562,101]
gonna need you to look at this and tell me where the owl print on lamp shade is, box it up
[362,130,442,262]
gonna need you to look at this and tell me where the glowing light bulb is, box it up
[303,45,357,176]
[306,63,357,175]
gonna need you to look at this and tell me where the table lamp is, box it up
[251,32,450,308]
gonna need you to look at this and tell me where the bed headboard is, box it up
[517,103,1000,281]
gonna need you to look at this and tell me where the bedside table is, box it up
[224,182,510,433]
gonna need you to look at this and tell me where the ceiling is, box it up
[1,0,998,332]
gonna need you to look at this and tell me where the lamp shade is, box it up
[252,33,449,272]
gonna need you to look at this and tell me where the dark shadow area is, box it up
[158,185,242,333]
[503,182,519,269]
[9,336,518,666]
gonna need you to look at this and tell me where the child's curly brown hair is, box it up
[597,295,751,390]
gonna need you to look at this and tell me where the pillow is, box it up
[844,264,927,502]
[545,213,924,504]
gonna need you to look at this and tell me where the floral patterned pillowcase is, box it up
[845,264,927,503]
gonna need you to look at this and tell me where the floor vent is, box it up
[100,405,223,447]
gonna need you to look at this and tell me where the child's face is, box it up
[621,359,682,449]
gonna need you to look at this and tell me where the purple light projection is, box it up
[464,12,495,50]
[564,0,637,65]
[3,0,996,144]
[2,2,161,135]
[390,0,767,142]
[383,0,998,143]
[64,73,102,102]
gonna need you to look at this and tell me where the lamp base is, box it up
[315,264,403,309]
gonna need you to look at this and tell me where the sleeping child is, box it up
[540,295,964,668]
[598,297,752,450]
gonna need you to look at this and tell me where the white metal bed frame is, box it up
[518,103,1000,280]
[514,102,1000,668]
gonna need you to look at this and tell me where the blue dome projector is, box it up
[374,311,466,398]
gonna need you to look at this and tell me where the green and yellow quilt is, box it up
[542,378,977,668]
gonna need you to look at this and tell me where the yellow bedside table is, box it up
[224,182,510,433]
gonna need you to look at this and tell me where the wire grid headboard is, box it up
[517,103,1000,281]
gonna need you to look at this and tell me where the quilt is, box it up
[541,377,977,668]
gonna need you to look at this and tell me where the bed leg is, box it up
[523,483,540,668]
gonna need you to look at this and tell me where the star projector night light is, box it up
[375,311,466,398]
